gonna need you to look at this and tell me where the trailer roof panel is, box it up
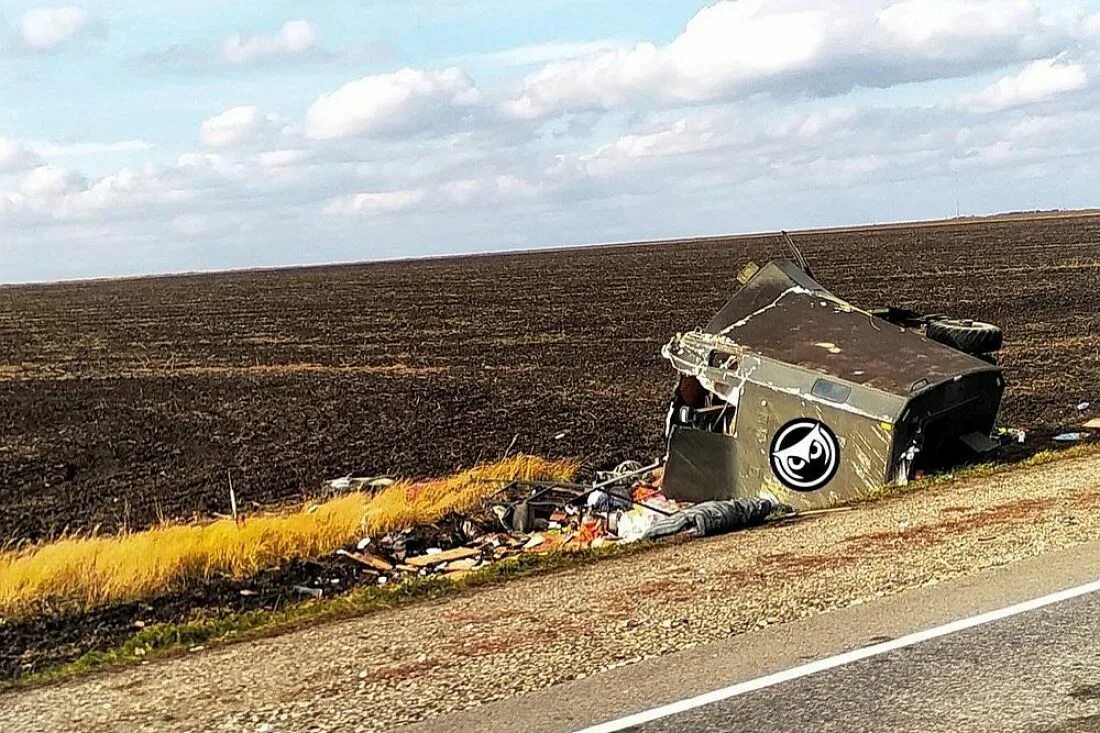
[706,260,998,396]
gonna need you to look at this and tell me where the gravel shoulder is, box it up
[5,454,1100,733]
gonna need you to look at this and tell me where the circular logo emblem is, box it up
[769,419,840,492]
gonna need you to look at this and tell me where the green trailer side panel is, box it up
[735,381,894,510]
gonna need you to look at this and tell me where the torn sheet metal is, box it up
[662,258,1005,510]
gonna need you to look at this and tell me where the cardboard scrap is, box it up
[405,546,480,568]
[1084,418,1100,430]
[444,557,479,571]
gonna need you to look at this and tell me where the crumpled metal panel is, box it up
[665,427,739,504]
[705,259,999,397]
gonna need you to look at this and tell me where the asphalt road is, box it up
[406,539,1100,733]
[627,590,1100,733]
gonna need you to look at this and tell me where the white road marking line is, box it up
[574,577,1100,733]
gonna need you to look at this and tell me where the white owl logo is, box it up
[770,420,840,491]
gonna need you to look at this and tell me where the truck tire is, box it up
[926,318,1003,355]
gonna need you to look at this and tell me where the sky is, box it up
[3,0,1100,282]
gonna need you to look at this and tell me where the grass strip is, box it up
[0,455,579,619]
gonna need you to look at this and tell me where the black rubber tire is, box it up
[926,318,1003,354]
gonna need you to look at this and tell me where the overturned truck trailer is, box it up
[662,258,1005,510]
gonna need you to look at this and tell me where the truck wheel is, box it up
[926,318,1003,355]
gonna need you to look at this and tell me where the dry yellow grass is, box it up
[0,454,578,619]
[361,454,578,535]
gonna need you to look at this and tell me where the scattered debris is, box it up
[616,504,663,543]
[379,533,408,561]
[293,585,323,599]
[1077,402,1091,412]
[325,460,701,589]
[1054,432,1087,443]
[316,442,843,601]
[1084,418,1100,430]
[227,470,240,525]
[996,427,1027,444]
[586,489,632,513]
[324,475,396,493]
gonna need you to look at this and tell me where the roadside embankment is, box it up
[5,450,1100,732]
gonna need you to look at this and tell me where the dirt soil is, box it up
[2,214,1100,542]
[4,452,1100,733]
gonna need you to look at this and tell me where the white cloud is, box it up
[176,152,227,171]
[1,157,218,222]
[876,0,1031,51]
[0,192,26,215]
[19,165,80,197]
[438,175,539,204]
[175,151,245,182]
[20,6,89,50]
[305,67,482,139]
[956,57,1088,111]
[779,106,862,139]
[324,188,425,216]
[494,174,539,198]
[257,148,312,171]
[32,139,154,157]
[502,0,1076,119]
[606,119,720,160]
[0,138,43,172]
[459,40,629,68]
[1087,12,1100,37]
[173,213,210,236]
[323,174,539,216]
[222,20,317,64]
[440,178,482,204]
[200,106,274,148]
[64,166,176,214]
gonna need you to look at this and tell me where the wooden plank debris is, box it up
[337,549,395,572]
[404,546,481,568]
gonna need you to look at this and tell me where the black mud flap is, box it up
[959,431,999,454]
[664,427,738,503]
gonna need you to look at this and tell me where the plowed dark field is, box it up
[3,214,1100,543]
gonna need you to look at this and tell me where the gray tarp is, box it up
[643,497,777,540]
